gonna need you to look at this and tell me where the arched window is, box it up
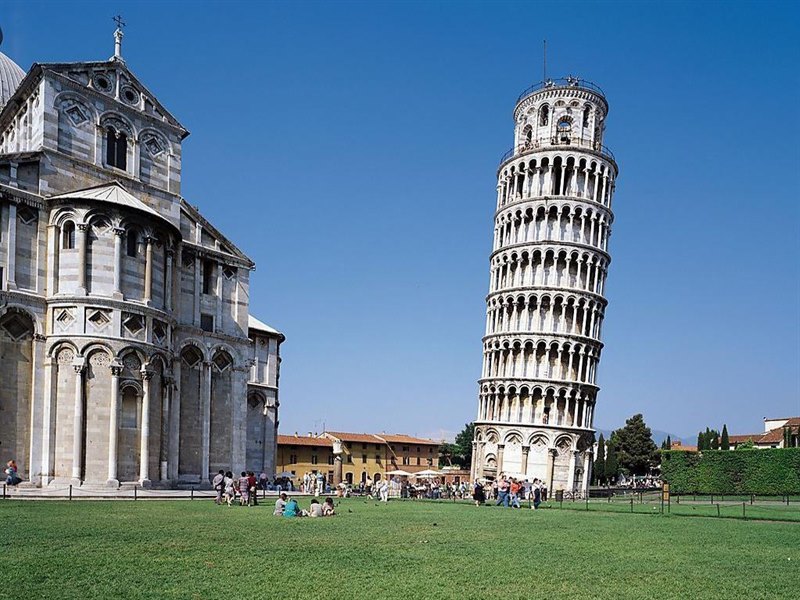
[106,127,128,170]
[62,221,75,249]
[583,105,591,127]
[126,229,138,257]
[540,105,549,126]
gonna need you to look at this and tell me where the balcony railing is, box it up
[516,77,606,105]
[500,136,616,164]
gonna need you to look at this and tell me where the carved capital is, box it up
[109,360,123,377]
[140,368,154,381]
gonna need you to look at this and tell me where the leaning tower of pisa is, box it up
[470,77,618,495]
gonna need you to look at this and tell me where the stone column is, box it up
[201,360,212,485]
[143,236,153,304]
[139,369,153,485]
[164,248,174,311]
[168,358,181,480]
[112,227,124,299]
[547,449,557,496]
[521,446,530,477]
[496,444,505,475]
[193,255,201,327]
[71,357,86,481]
[76,223,88,295]
[582,451,593,493]
[47,224,59,296]
[5,202,17,289]
[159,375,172,481]
[333,456,343,486]
[567,449,578,492]
[26,334,46,484]
[107,361,122,485]
[40,356,55,484]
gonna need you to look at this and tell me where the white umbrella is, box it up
[386,469,413,476]
[413,469,441,478]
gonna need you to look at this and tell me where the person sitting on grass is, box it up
[5,460,21,486]
[283,496,303,517]
[322,497,336,516]
[274,493,288,516]
[308,498,324,517]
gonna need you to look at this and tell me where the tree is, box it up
[720,424,730,451]
[594,434,606,484]
[605,438,619,483]
[666,435,671,449]
[613,414,659,476]
[451,423,475,469]
[438,443,457,468]
[697,431,704,451]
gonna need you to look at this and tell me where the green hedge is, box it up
[661,448,800,494]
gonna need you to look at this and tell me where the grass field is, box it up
[2,498,798,600]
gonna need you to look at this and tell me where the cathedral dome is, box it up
[0,45,26,110]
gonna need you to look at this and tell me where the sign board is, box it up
[662,483,670,501]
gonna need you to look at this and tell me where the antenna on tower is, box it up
[543,39,547,83]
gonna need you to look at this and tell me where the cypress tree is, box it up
[696,431,704,451]
[711,431,719,450]
[594,434,606,484]
[605,443,619,483]
[666,435,671,449]
[721,424,730,450]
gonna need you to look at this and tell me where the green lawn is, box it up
[2,498,798,600]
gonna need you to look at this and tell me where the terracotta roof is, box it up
[324,432,384,444]
[277,435,332,448]
[379,434,440,446]
[729,434,758,444]
[757,428,784,444]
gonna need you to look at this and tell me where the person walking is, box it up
[472,481,486,507]
[532,478,542,509]
[212,469,225,505]
[495,475,510,508]
[509,478,522,508]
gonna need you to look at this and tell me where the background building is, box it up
[470,77,618,494]
[0,28,283,488]
[729,417,800,449]
[277,431,440,485]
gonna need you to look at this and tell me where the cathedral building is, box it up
[470,77,618,494]
[0,27,284,488]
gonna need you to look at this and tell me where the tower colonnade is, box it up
[471,78,619,494]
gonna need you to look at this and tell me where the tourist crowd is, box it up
[472,474,549,509]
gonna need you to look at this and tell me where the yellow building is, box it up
[276,431,440,486]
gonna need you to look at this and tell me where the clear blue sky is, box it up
[4,1,799,441]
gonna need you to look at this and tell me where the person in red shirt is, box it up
[246,471,258,506]
[509,479,522,508]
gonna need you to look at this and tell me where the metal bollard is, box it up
[2,484,5,500]
[630,497,633,513]
[191,487,194,500]
[134,485,137,501]
[69,484,72,501]
[716,504,720,517]
[742,502,746,520]
[750,494,754,505]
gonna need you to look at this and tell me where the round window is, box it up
[93,74,112,92]
[122,86,139,105]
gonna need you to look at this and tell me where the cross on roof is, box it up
[113,15,126,30]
